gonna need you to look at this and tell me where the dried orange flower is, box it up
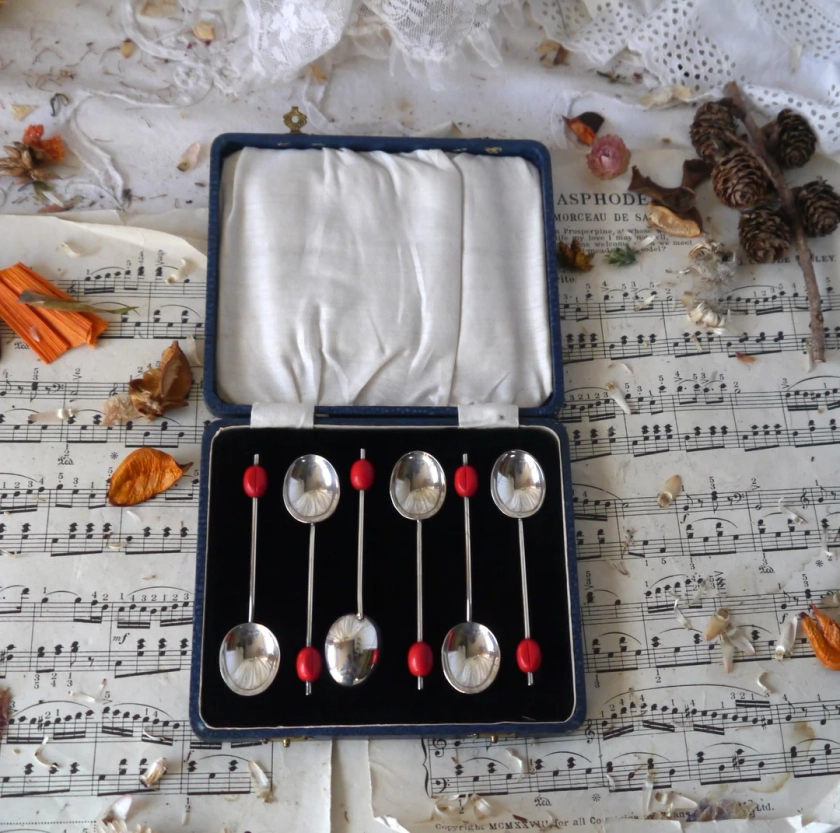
[801,605,840,670]
[557,238,595,272]
[108,448,190,506]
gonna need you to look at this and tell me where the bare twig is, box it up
[725,81,825,362]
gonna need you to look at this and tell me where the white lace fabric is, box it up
[532,0,840,153]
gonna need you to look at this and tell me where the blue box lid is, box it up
[204,133,563,421]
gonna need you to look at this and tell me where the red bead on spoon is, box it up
[516,637,542,674]
[407,641,433,678]
[454,462,478,499]
[296,645,322,682]
[243,461,268,498]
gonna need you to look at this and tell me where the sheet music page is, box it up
[0,216,332,832]
[368,149,840,830]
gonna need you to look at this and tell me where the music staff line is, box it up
[0,377,204,404]
[562,328,840,364]
[561,382,840,423]
[0,527,193,557]
[0,319,204,343]
[0,419,209,448]
[0,596,192,628]
[560,287,835,324]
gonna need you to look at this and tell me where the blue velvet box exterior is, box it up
[191,132,585,739]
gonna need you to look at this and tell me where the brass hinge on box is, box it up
[283,106,307,134]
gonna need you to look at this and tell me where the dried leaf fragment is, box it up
[11,104,36,121]
[177,142,200,173]
[120,39,136,58]
[735,351,756,364]
[140,756,167,788]
[538,41,568,66]
[720,632,734,673]
[102,393,142,426]
[557,237,595,272]
[604,244,637,267]
[657,474,682,508]
[107,448,190,507]
[705,607,731,641]
[192,20,215,43]
[563,112,604,146]
[128,340,193,418]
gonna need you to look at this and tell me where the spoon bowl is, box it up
[325,614,380,686]
[219,621,281,696]
[390,451,447,520]
[441,621,501,694]
[283,454,341,523]
[490,450,546,519]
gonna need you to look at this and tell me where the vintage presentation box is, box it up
[190,132,585,740]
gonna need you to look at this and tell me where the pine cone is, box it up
[773,109,817,168]
[712,149,774,209]
[739,203,791,263]
[797,178,840,237]
[690,99,737,163]
[0,141,56,183]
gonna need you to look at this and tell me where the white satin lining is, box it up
[217,147,551,408]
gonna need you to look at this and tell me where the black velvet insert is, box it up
[199,425,575,730]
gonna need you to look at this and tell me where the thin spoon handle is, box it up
[464,453,473,623]
[248,453,259,624]
[357,449,366,619]
[518,517,533,686]
[417,520,424,690]
[305,523,316,696]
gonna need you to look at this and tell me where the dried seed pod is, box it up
[739,202,792,263]
[657,474,682,508]
[705,608,731,641]
[139,756,167,788]
[128,340,193,418]
[724,623,756,655]
[712,149,774,208]
[107,448,190,506]
[796,178,840,237]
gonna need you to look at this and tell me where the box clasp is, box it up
[457,404,519,428]
[251,403,315,428]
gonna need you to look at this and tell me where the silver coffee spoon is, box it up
[491,449,546,685]
[325,449,380,686]
[219,454,281,696]
[283,454,340,694]
[390,451,446,689]
[441,453,500,694]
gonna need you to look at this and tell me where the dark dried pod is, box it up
[797,178,840,237]
[738,202,792,263]
[712,149,774,209]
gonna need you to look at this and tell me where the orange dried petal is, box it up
[22,124,45,146]
[39,136,65,163]
[107,448,190,506]
[810,604,840,652]
[801,613,840,670]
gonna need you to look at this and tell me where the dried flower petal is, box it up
[586,135,631,180]
[18,290,137,315]
[657,474,682,508]
[128,340,193,418]
[690,577,708,604]
[102,794,132,824]
[810,604,840,651]
[185,334,203,367]
[720,632,734,673]
[606,557,630,576]
[120,39,136,58]
[166,258,191,283]
[140,756,167,788]
[725,623,756,655]
[107,448,190,506]
[778,498,808,525]
[653,789,698,812]
[640,85,693,108]
[140,0,177,17]
[800,611,840,670]
[192,20,215,42]
[34,735,59,768]
[674,600,692,630]
[61,242,84,257]
[735,352,756,364]
[641,771,655,818]
[11,104,36,121]
[0,687,10,736]
[29,407,76,423]
[557,238,595,272]
[647,205,703,237]
[248,760,273,802]
[682,294,728,329]
[705,608,731,641]
[102,393,142,426]
[177,142,200,173]
[634,294,657,311]
[756,672,772,695]
[605,381,631,415]
[563,112,604,146]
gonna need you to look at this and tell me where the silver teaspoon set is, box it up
[219,448,548,697]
